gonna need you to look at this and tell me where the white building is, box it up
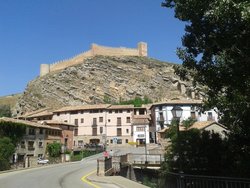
[150,99,219,143]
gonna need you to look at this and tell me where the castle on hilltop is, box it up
[40,42,147,77]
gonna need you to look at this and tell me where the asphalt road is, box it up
[0,154,117,188]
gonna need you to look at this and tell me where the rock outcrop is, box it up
[14,56,198,115]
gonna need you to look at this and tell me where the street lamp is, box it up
[171,105,183,135]
[171,106,183,172]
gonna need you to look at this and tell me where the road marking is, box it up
[81,170,100,188]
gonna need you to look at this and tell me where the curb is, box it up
[86,175,125,188]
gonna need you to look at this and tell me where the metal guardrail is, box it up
[164,172,250,188]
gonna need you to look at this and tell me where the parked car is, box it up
[37,158,49,164]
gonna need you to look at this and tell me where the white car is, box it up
[37,158,49,164]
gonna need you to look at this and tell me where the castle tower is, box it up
[40,64,50,77]
[138,42,147,57]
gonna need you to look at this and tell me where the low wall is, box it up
[97,157,113,176]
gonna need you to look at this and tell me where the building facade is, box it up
[52,104,135,147]
[150,100,219,143]
[0,117,61,163]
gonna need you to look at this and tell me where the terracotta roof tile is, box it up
[150,99,202,109]
[54,104,111,112]
[188,121,227,130]
[108,105,134,109]
[41,120,76,127]
[20,108,52,118]
[0,117,61,130]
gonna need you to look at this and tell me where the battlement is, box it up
[40,42,147,77]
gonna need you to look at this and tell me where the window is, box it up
[20,141,25,149]
[159,106,162,111]
[81,118,84,123]
[110,139,113,144]
[74,128,78,136]
[136,127,145,131]
[99,117,103,122]
[56,113,60,116]
[38,141,43,148]
[117,128,122,136]
[28,141,34,150]
[80,111,84,114]
[191,112,196,119]
[74,119,78,126]
[158,112,164,122]
[119,110,123,113]
[90,109,99,113]
[117,139,122,144]
[126,139,128,143]
[115,110,119,113]
[64,120,68,123]
[93,118,97,126]
[127,110,130,113]
[92,128,97,136]
[29,128,35,135]
[109,110,112,113]
[78,140,83,147]
[108,119,111,122]
[70,111,78,114]
[117,117,121,126]
[138,134,145,138]
[39,128,43,134]
[207,112,213,121]
[139,109,145,115]
[126,117,131,123]
[126,129,129,134]
[100,127,103,134]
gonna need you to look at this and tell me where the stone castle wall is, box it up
[40,42,147,76]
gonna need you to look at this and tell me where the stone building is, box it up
[0,117,61,163]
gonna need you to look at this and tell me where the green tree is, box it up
[162,0,250,177]
[161,129,232,177]
[118,96,152,107]
[0,137,15,171]
[47,142,61,157]
[103,94,111,104]
[0,121,26,146]
[162,0,250,127]
[0,105,11,117]
[182,117,197,129]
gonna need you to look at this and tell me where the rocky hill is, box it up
[0,94,21,108]
[14,56,197,116]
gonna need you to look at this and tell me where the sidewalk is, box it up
[87,174,150,188]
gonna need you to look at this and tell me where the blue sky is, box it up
[0,0,185,97]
